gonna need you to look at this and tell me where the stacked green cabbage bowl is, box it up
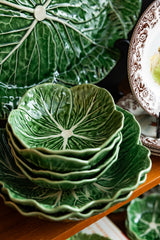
[0,83,151,221]
[7,84,124,190]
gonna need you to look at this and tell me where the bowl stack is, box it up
[7,83,124,190]
[0,83,151,221]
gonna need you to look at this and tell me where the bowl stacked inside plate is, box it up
[7,83,124,190]
[0,83,151,221]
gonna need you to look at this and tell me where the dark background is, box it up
[97,0,155,101]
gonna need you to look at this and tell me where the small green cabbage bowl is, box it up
[11,148,120,190]
[6,122,122,172]
[126,193,160,240]
[8,83,124,159]
[10,139,120,182]
[7,125,121,190]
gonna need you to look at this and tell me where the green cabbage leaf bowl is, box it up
[7,123,122,172]
[12,140,120,179]
[0,106,151,219]
[11,146,120,190]
[8,84,124,160]
[126,193,160,240]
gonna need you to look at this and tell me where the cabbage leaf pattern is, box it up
[0,0,141,118]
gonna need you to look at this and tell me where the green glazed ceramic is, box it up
[38,104,142,157]
[67,232,111,240]
[8,122,121,160]
[116,105,141,151]
[9,137,121,182]
[0,0,142,118]
[0,174,147,221]
[0,188,133,221]
[2,126,151,213]
[126,193,160,240]
[0,112,151,216]
[8,84,124,155]
[7,123,122,172]
[11,144,120,190]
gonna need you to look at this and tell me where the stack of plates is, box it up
[0,83,151,221]
[126,193,160,240]
[117,93,160,156]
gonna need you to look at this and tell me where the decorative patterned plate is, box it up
[117,93,160,153]
[126,193,160,240]
[128,0,160,117]
[149,149,160,156]
[0,106,151,218]
[0,0,142,119]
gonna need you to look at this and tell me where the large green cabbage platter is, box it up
[7,123,122,172]
[8,84,124,156]
[126,194,160,240]
[0,0,142,118]
[0,129,150,220]
[0,187,134,221]
[0,174,147,221]
[0,107,151,218]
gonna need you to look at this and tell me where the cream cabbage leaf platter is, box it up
[0,0,142,118]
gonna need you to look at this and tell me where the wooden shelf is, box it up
[0,155,159,240]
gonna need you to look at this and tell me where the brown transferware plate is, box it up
[128,0,160,117]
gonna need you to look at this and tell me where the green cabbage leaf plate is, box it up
[0,0,142,118]
[0,107,151,217]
